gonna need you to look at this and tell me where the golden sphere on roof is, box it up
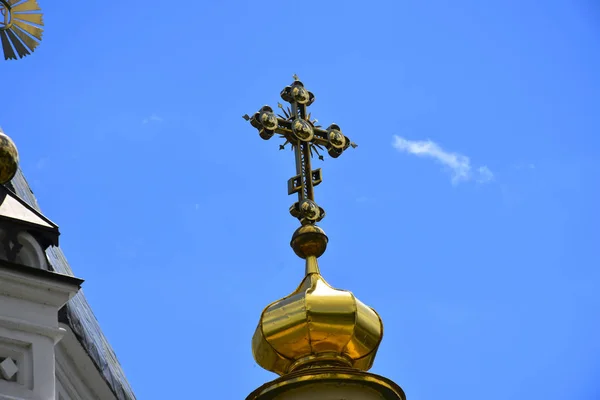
[0,130,19,184]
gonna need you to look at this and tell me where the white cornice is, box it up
[0,315,66,344]
[0,264,81,308]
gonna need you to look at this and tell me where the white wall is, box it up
[0,264,79,400]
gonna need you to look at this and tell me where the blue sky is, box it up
[3,0,600,399]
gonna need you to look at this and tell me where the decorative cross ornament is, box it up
[244,76,356,225]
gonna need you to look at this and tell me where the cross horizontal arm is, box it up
[271,118,330,147]
[246,107,357,159]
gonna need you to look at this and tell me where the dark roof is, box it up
[8,169,136,400]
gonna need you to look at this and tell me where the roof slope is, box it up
[8,169,136,400]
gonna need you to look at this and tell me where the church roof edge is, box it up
[9,169,137,400]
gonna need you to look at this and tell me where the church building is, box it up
[0,128,137,400]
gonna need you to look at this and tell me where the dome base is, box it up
[246,367,405,400]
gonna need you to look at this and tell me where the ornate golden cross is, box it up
[244,76,356,225]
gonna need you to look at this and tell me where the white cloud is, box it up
[142,114,163,124]
[392,135,493,184]
[477,166,494,183]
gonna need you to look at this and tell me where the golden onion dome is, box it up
[251,226,384,376]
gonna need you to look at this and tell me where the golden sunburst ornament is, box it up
[0,0,43,60]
